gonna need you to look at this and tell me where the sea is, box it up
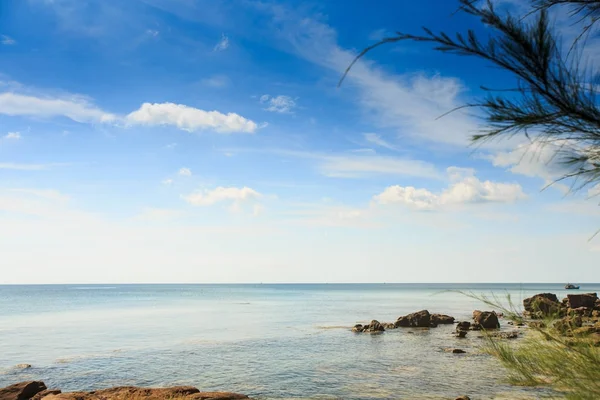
[1,283,598,399]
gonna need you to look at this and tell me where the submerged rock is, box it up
[444,348,466,354]
[0,381,47,400]
[352,320,385,333]
[14,364,31,370]
[0,383,251,400]
[472,310,500,329]
[455,396,471,400]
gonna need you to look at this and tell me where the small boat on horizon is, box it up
[565,283,580,290]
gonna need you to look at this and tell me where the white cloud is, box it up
[146,29,159,37]
[4,132,21,140]
[183,186,261,206]
[126,102,258,133]
[178,167,192,177]
[201,75,230,88]
[319,154,439,179]
[1,35,15,45]
[0,162,57,171]
[0,92,116,123]
[161,179,173,186]
[213,33,229,51]
[364,133,396,150]
[374,167,526,210]
[487,141,578,192]
[260,95,297,113]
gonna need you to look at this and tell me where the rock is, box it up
[473,310,500,329]
[41,387,250,400]
[351,324,364,333]
[455,396,471,400]
[431,314,455,325]
[31,391,61,400]
[567,293,598,309]
[366,320,385,332]
[381,322,397,330]
[568,307,593,317]
[487,330,519,339]
[523,293,562,318]
[444,348,466,354]
[14,365,31,370]
[395,310,431,328]
[456,321,471,331]
[0,381,47,400]
[554,316,583,335]
[455,330,468,338]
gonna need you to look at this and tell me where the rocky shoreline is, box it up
[350,291,600,343]
[0,381,251,400]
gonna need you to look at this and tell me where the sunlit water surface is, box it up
[2,283,597,399]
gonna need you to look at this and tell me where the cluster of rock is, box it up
[523,292,600,319]
[351,310,456,333]
[453,311,502,338]
[523,292,600,340]
[0,381,251,400]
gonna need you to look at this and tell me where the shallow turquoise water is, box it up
[1,283,597,399]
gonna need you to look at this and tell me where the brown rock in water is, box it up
[444,348,466,354]
[351,324,364,333]
[455,396,471,400]
[455,330,468,338]
[523,293,561,317]
[14,365,31,370]
[431,314,455,325]
[0,384,250,400]
[456,321,471,331]
[381,322,397,330]
[395,310,431,328]
[472,310,499,329]
[0,381,47,400]
[567,293,598,309]
[366,320,385,332]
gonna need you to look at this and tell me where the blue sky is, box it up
[1,0,599,284]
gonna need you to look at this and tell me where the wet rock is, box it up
[444,348,466,354]
[0,384,250,400]
[455,330,468,338]
[381,322,397,330]
[455,396,470,400]
[31,390,61,400]
[353,320,385,333]
[456,321,471,331]
[567,293,598,309]
[395,310,431,328]
[431,314,455,325]
[14,365,31,370]
[0,381,47,400]
[472,310,500,329]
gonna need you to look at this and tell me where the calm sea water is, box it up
[1,283,598,399]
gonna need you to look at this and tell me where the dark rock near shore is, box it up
[0,383,250,400]
[445,348,466,354]
[352,320,385,333]
[395,310,431,328]
[455,330,468,338]
[567,293,598,309]
[0,381,47,400]
[472,310,499,329]
[523,293,561,318]
[431,314,455,325]
[455,396,471,400]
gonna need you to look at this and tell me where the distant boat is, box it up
[565,283,580,290]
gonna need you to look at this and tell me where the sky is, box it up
[0,0,599,284]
